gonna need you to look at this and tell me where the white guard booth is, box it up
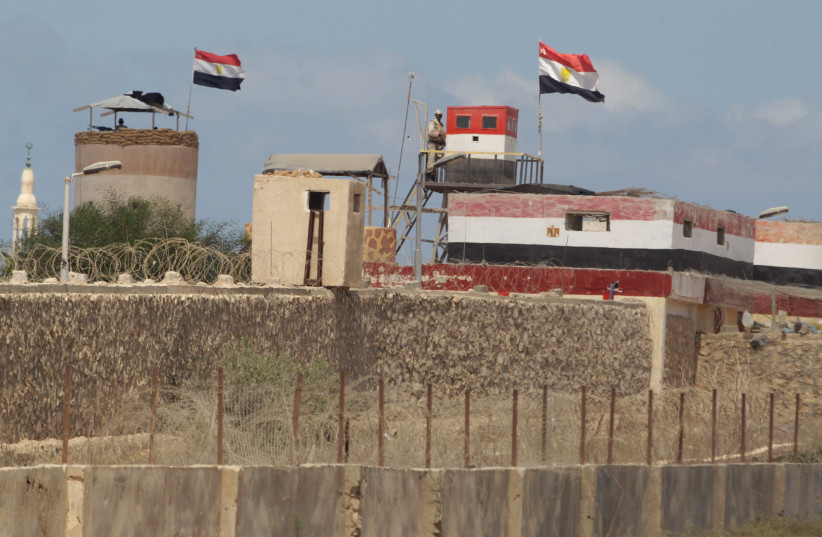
[252,172,365,287]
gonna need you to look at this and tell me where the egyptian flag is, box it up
[193,49,245,91]
[539,41,604,103]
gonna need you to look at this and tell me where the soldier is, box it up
[426,109,446,165]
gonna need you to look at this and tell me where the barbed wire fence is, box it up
[2,238,252,284]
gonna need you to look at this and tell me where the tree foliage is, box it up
[5,194,248,281]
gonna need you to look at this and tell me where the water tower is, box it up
[73,93,198,218]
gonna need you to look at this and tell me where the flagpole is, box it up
[185,47,196,130]
[538,94,543,159]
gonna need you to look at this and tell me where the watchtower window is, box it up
[352,193,361,213]
[308,191,329,211]
[683,219,693,238]
[456,116,471,129]
[565,212,610,232]
[482,116,497,129]
[717,226,725,245]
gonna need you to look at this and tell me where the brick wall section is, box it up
[0,285,652,442]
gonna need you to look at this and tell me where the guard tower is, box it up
[390,105,544,263]
[441,106,519,185]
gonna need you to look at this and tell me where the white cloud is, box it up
[752,97,810,127]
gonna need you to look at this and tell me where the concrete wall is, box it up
[0,285,652,442]
[251,174,365,286]
[3,463,818,537]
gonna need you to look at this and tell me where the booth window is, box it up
[308,191,329,211]
[482,116,497,129]
[456,116,471,129]
[565,212,610,232]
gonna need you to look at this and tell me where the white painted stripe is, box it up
[539,57,600,91]
[754,241,822,270]
[193,59,245,79]
[451,217,755,261]
[452,217,674,249]
[672,223,755,263]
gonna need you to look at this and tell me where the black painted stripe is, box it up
[447,242,753,279]
[193,71,243,91]
[539,75,605,103]
[754,265,822,288]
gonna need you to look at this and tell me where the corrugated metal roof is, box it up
[262,154,389,178]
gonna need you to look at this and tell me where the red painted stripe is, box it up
[195,49,242,67]
[363,261,672,297]
[538,41,597,73]
[450,195,756,237]
[755,220,822,245]
[450,194,668,220]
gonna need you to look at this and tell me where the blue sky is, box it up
[2,1,821,258]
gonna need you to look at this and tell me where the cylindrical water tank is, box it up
[74,128,198,219]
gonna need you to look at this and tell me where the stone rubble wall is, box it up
[695,332,822,406]
[663,315,697,387]
[0,285,652,442]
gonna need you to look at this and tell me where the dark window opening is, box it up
[308,191,329,211]
[683,220,693,238]
[352,193,361,213]
[717,226,725,245]
[482,116,497,129]
[565,212,610,232]
[456,116,470,128]
[472,135,479,142]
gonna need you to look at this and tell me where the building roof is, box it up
[262,154,389,178]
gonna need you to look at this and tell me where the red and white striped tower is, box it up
[444,106,519,185]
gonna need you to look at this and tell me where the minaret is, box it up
[13,143,39,251]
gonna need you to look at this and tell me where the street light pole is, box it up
[60,160,123,283]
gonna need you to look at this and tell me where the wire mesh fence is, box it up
[3,367,821,468]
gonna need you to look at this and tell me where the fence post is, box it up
[217,367,224,465]
[62,364,71,465]
[607,387,616,464]
[426,383,432,469]
[579,386,587,465]
[337,371,345,464]
[464,388,471,469]
[677,391,685,465]
[794,393,800,459]
[768,393,774,463]
[511,389,518,467]
[711,388,717,464]
[740,393,746,462]
[149,368,158,465]
[292,372,304,466]
[378,378,385,467]
[647,390,654,466]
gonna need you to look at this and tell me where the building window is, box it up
[683,220,692,238]
[717,226,725,245]
[308,191,329,211]
[352,193,361,213]
[482,116,497,129]
[512,118,517,133]
[565,212,610,232]
[456,116,470,129]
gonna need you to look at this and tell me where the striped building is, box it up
[447,193,756,280]
[754,220,822,288]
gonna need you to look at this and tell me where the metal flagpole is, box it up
[391,72,415,222]
[185,48,197,130]
[538,94,544,159]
